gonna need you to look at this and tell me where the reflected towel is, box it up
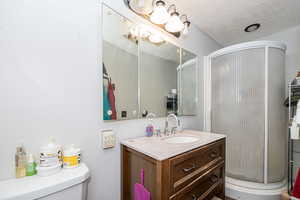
[103,86,111,120]
[292,168,300,198]
[108,80,117,120]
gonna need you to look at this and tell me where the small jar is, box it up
[39,138,61,167]
[63,145,79,168]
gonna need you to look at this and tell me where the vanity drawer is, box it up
[170,163,223,200]
[170,139,225,192]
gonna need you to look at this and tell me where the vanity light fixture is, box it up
[127,0,190,37]
[128,25,164,44]
[139,26,151,38]
[165,5,184,33]
[130,25,151,39]
[128,0,153,15]
[130,26,140,37]
[150,0,170,25]
[180,15,190,35]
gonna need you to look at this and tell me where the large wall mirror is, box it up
[102,4,198,121]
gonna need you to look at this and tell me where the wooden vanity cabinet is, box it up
[122,138,225,200]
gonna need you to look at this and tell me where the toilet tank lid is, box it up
[0,163,90,200]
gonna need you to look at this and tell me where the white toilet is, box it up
[0,163,90,200]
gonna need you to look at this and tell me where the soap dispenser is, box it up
[145,113,156,137]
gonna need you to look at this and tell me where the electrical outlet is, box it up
[101,129,116,149]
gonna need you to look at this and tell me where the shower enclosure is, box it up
[204,41,287,199]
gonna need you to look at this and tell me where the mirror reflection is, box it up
[102,5,139,121]
[102,4,198,121]
[140,41,180,118]
[180,49,198,115]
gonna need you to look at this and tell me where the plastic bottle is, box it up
[15,146,26,178]
[146,124,154,137]
[36,138,62,176]
[63,144,79,168]
[145,113,156,137]
[26,153,37,176]
[39,137,62,167]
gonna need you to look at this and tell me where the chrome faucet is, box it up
[164,114,179,136]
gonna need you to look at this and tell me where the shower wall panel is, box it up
[211,48,266,183]
[267,48,286,183]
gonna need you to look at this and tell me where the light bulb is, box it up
[182,22,189,35]
[130,26,139,37]
[130,25,151,39]
[149,34,164,43]
[139,25,151,38]
[165,12,184,33]
[150,1,169,25]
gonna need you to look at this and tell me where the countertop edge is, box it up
[121,131,226,161]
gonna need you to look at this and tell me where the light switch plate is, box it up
[101,129,116,149]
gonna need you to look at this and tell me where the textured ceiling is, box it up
[168,0,300,46]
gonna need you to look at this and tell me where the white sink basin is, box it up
[163,136,199,144]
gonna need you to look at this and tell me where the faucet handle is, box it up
[163,120,169,136]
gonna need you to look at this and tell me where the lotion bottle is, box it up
[15,146,26,178]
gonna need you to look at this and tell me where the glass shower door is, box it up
[211,48,266,183]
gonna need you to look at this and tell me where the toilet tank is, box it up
[0,163,90,200]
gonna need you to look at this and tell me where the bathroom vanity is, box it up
[121,131,226,200]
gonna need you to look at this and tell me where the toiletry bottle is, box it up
[26,153,37,176]
[63,144,79,168]
[15,146,26,178]
[39,137,62,168]
[145,113,156,137]
[146,124,154,137]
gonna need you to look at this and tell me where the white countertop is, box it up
[0,163,90,200]
[121,130,226,161]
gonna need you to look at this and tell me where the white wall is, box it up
[257,25,300,91]
[0,0,221,200]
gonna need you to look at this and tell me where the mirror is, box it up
[140,40,180,118]
[102,4,198,121]
[102,5,139,121]
[180,49,198,115]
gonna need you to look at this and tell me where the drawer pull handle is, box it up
[191,194,198,200]
[210,151,218,158]
[210,175,219,183]
[183,163,196,172]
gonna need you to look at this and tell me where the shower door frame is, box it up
[203,41,286,185]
